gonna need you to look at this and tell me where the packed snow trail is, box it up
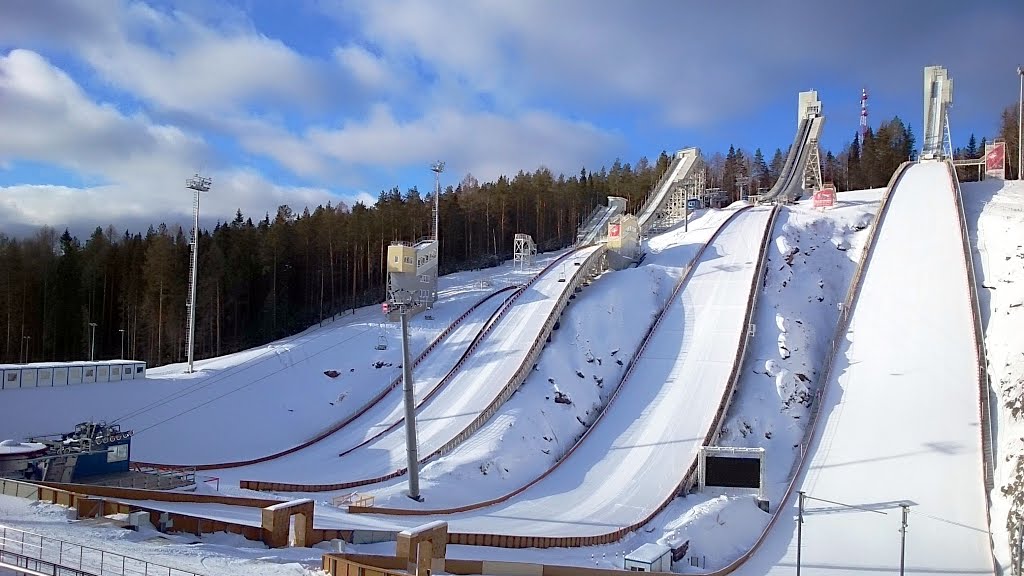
[732,161,993,575]
[212,246,602,489]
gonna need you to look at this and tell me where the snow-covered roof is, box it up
[0,360,144,370]
[625,543,670,564]
[0,439,47,455]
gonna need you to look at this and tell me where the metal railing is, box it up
[946,161,998,574]
[0,524,204,576]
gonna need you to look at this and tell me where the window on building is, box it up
[6,373,15,382]
[107,444,129,463]
[419,274,430,283]
[85,369,94,377]
[136,366,144,373]
[404,256,413,264]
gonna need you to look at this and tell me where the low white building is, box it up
[624,543,672,572]
[0,360,147,390]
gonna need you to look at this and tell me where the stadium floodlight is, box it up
[185,174,212,374]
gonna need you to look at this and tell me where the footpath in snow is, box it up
[733,161,993,575]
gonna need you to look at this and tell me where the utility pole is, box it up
[185,174,211,373]
[88,322,97,362]
[796,491,805,576]
[1017,67,1023,180]
[119,329,125,359]
[394,289,422,501]
[899,504,910,576]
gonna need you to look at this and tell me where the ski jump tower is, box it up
[384,163,443,321]
[798,90,824,194]
[922,66,953,160]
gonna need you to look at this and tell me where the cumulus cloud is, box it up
[328,0,1024,127]
[308,104,621,182]
[0,50,353,236]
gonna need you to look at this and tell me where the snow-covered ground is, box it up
[732,161,993,575]
[965,177,1024,571]
[1,173,1011,575]
[0,251,561,464]
[359,208,739,510]
[0,496,324,576]
[203,244,601,488]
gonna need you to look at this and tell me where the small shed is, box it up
[624,543,672,572]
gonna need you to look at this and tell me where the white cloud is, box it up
[0,50,351,236]
[308,104,620,182]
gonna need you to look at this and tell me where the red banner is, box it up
[609,223,621,237]
[986,142,1006,179]
[813,187,836,208]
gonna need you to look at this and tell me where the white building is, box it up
[0,360,147,390]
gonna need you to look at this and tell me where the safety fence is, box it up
[692,161,913,574]
[348,206,752,516]
[334,288,522,457]
[946,161,998,574]
[0,524,206,576]
[134,285,519,472]
[240,247,596,492]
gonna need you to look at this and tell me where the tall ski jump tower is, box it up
[922,66,953,160]
[384,163,442,321]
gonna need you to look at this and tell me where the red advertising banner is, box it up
[813,187,836,208]
[986,142,1006,179]
[609,223,621,237]
[382,301,390,314]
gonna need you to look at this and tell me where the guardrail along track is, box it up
[703,162,912,574]
[946,160,997,573]
[350,207,754,516]
[443,206,775,548]
[132,286,521,472]
[240,247,601,492]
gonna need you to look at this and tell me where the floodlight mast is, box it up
[431,161,444,242]
[185,174,211,374]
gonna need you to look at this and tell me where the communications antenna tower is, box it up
[860,87,869,138]
[185,173,211,374]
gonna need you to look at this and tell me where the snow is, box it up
[0,495,323,576]
[357,208,739,510]
[964,177,1024,571]
[732,161,993,575]
[305,206,774,537]
[205,245,602,487]
[0,251,561,464]
[0,171,1009,575]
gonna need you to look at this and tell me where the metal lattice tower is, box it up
[185,173,211,374]
[513,233,537,270]
[860,87,869,138]
[803,140,823,192]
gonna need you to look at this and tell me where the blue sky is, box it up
[1,0,1022,236]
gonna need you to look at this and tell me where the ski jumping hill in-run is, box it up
[0,252,564,465]
[733,160,994,575]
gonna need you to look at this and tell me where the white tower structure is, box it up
[384,163,442,321]
[185,174,211,374]
[922,66,954,160]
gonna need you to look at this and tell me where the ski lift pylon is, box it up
[375,323,388,350]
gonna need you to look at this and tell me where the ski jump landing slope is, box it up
[735,161,993,575]
[226,245,603,490]
[340,207,773,539]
